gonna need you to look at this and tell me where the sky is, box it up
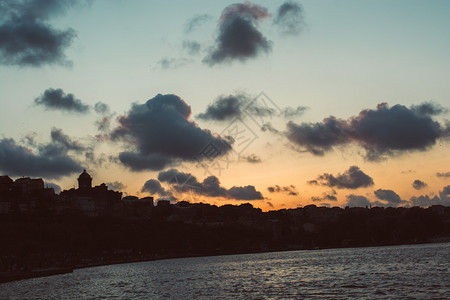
[1,0,450,211]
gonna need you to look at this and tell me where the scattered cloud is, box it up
[374,189,407,207]
[0,137,81,179]
[110,94,231,171]
[197,93,307,123]
[44,182,61,194]
[157,168,263,200]
[437,172,450,178]
[184,14,213,33]
[410,185,450,207]
[0,0,78,67]
[309,166,374,189]
[240,153,262,163]
[203,2,271,65]
[267,185,297,196]
[156,57,192,70]
[273,1,305,35]
[410,102,447,116]
[182,40,202,55]
[286,103,449,160]
[412,179,427,190]
[345,194,371,208]
[34,88,90,114]
[311,190,337,202]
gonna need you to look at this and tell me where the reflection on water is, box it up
[1,243,449,299]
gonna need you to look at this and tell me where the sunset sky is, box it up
[1,0,449,211]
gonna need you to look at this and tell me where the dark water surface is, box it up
[1,243,449,299]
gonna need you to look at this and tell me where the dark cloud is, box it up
[273,1,305,35]
[94,102,110,115]
[157,168,263,200]
[39,128,85,157]
[267,185,297,196]
[345,195,371,208]
[106,181,126,191]
[309,166,374,189]
[197,93,306,124]
[110,94,231,171]
[182,40,202,55]
[204,2,271,65]
[34,88,89,113]
[437,172,450,178]
[410,185,450,207]
[184,14,213,33]
[241,153,262,163]
[311,190,337,202]
[412,179,427,190]
[281,106,308,118]
[286,117,348,156]
[374,189,407,207]
[411,102,447,116]
[197,95,246,121]
[0,0,77,67]
[141,179,166,195]
[286,103,448,160]
[0,137,81,179]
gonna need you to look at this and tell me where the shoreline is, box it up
[2,240,446,284]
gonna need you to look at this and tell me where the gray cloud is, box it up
[410,102,447,116]
[410,185,450,207]
[39,127,86,157]
[44,181,61,193]
[286,117,348,156]
[273,1,305,35]
[311,189,337,202]
[241,153,262,163]
[182,40,202,55]
[437,172,450,178]
[412,179,427,190]
[345,194,371,208]
[0,0,78,67]
[157,57,192,70]
[286,103,449,160]
[157,168,263,200]
[374,189,407,207]
[197,93,307,123]
[184,14,213,33]
[35,88,89,113]
[309,166,374,189]
[94,102,110,115]
[204,2,271,65]
[0,137,81,179]
[267,185,297,196]
[111,94,231,171]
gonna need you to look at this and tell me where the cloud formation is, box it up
[273,1,305,35]
[197,93,307,123]
[157,168,263,200]
[412,179,427,190]
[374,189,406,207]
[111,94,231,171]
[204,2,271,65]
[267,185,297,196]
[106,181,126,191]
[286,103,449,160]
[410,185,450,207]
[437,172,450,178]
[0,137,81,179]
[309,166,374,189]
[184,14,213,33]
[345,194,371,208]
[35,88,90,113]
[0,0,77,67]
[311,190,337,202]
[241,153,262,163]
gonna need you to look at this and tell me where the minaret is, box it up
[78,169,92,189]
